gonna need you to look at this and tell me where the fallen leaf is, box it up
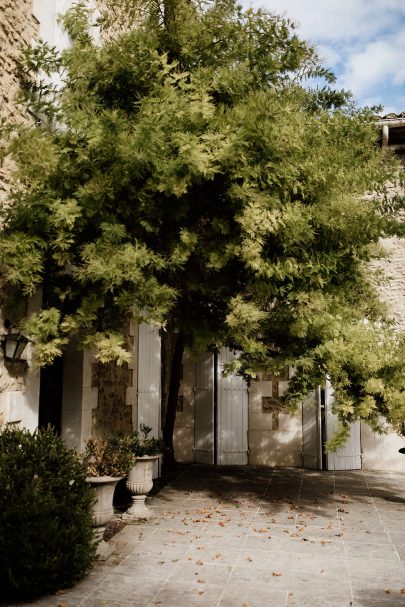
[197,578,206,584]
[196,560,204,566]
[272,572,283,577]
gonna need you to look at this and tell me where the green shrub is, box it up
[0,426,97,602]
[82,435,136,477]
[126,424,166,457]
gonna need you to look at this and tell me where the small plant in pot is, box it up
[82,436,135,559]
[122,424,165,520]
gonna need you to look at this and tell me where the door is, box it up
[302,388,322,469]
[38,356,64,434]
[194,353,215,464]
[325,380,361,470]
[137,323,161,477]
[217,348,249,465]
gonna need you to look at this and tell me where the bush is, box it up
[126,424,166,457]
[0,426,97,602]
[82,435,135,477]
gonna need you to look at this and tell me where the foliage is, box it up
[0,426,96,602]
[81,435,136,477]
[123,424,166,457]
[1,0,405,447]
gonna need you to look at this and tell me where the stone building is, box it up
[1,1,405,472]
[0,1,160,462]
[173,115,405,473]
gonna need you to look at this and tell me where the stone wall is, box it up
[174,357,302,466]
[361,157,405,470]
[0,0,38,197]
[372,169,405,331]
[248,373,302,467]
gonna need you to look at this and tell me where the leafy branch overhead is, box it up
[1,0,405,445]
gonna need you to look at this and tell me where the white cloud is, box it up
[340,31,405,99]
[242,0,405,111]
[247,0,405,44]
[315,44,341,68]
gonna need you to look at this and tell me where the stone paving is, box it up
[18,465,405,607]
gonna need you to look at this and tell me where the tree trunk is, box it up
[162,330,185,467]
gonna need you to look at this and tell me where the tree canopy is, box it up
[1,0,405,449]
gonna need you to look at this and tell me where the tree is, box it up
[1,0,405,458]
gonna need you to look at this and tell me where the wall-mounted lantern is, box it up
[2,333,29,363]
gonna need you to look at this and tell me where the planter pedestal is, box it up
[123,455,159,520]
[86,475,121,560]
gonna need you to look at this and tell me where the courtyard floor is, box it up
[19,465,405,607]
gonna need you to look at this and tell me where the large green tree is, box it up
[1,0,405,456]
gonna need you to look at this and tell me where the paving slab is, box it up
[14,466,405,607]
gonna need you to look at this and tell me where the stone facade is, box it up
[174,358,302,467]
[0,1,144,447]
[2,2,405,471]
[0,0,39,197]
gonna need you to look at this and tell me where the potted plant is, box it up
[82,436,135,559]
[122,425,165,520]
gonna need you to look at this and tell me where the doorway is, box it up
[302,382,361,470]
[193,348,249,466]
[38,356,64,433]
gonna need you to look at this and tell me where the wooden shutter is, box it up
[217,348,248,465]
[138,323,161,477]
[325,380,361,470]
[302,389,322,469]
[193,353,215,464]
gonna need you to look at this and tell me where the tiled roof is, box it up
[378,112,405,120]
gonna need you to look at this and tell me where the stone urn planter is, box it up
[123,455,160,520]
[81,436,135,558]
[86,475,122,560]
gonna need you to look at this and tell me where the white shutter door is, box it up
[138,323,161,478]
[217,348,248,465]
[194,353,215,464]
[302,389,322,469]
[325,380,361,470]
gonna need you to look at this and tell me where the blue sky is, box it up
[243,0,405,114]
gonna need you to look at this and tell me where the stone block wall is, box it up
[0,0,38,197]
[248,374,302,467]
